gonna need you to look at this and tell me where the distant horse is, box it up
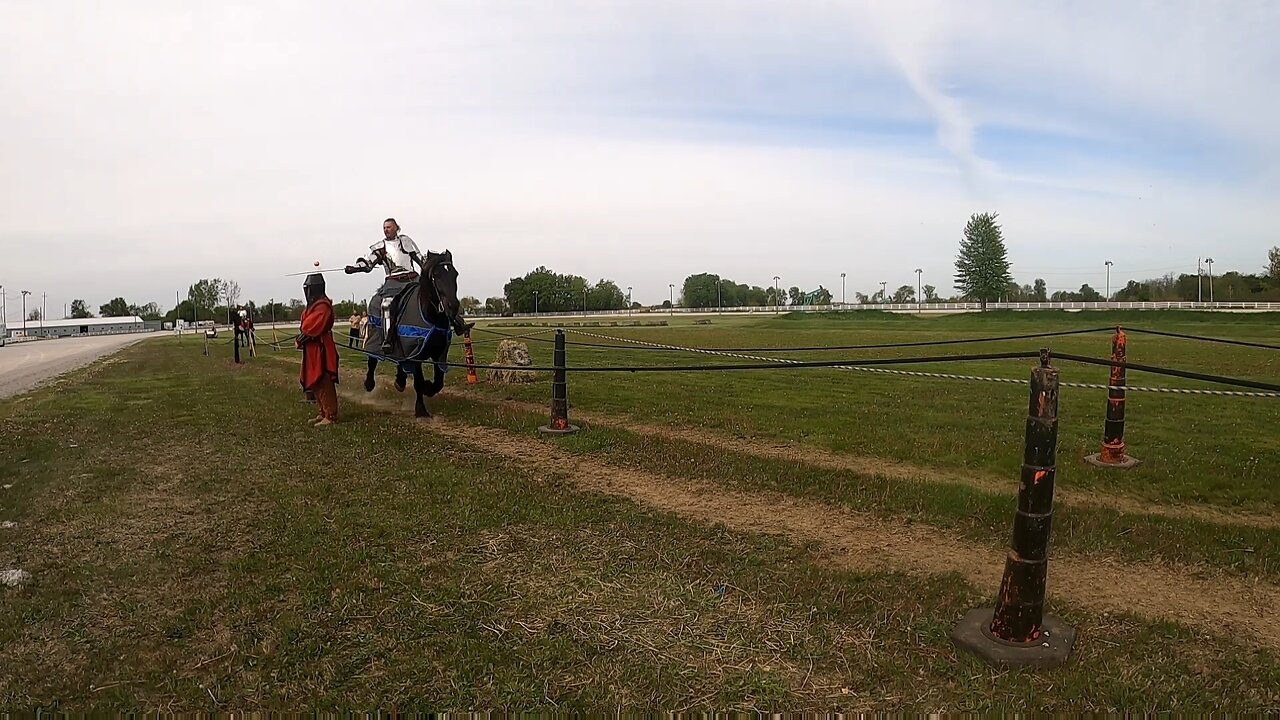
[362,250,467,418]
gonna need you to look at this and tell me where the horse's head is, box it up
[420,249,461,327]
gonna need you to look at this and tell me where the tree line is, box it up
[27,298,167,322]
[949,215,1280,306]
[49,239,1280,324]
[500,267,629,314]
[485,231,1280,315]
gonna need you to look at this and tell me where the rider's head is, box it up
[383,218,399,238]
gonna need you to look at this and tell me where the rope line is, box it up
[326,331,1043,372]
[588,326,1111,352]
[568,329,1040,377]
[257,326,1280,396]
[512,326,1114,353]
[1123,327,1280,351]
[569,329,1280,397]
[1052,352,1280,393]
[467,327,557,345]
[853,368,1280,397]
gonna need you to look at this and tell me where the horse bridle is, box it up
[423,258,458,324]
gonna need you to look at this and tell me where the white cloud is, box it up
[1,0,1277,317]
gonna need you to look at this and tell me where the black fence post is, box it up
[951,348,1076,668]
[539,329,579,435]
[1085,327,1140,468]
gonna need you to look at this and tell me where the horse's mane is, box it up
[421,249,454,274]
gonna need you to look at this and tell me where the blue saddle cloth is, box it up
[366,280,453,370]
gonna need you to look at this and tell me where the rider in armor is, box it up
[344,218,424,352]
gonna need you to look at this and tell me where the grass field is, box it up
[472,310,1280,507]
[1,310,1278,711]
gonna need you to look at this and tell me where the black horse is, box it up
[362,250,466,418]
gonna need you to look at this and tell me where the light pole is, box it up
[532,290,539,315]
[583,287,588,315]
[41,292,46,331]
[880,281,887,304]
[1104,260,1112,304]
[21,290,31,335]
[668,283,674,314]
[840,272,846,306]
[915,268,922,309]
[1206,258,1214,302]
[627,286,632,316]
[1197,257,1203,303]
[773,276,780,312]
[716,277,722,314]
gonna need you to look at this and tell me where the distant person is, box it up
[296,273,340,426]
[358,312,370,346]
[348,312,361,348]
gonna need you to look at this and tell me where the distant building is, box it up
[4,315,150,339]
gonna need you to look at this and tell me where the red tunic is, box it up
[297,297,339,390]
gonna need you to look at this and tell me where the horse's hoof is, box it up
[394,378,407,393]
[415,410,432,419]
[364,376,375,392]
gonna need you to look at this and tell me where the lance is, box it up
[285,267,348,277]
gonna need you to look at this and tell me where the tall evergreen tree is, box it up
[954,212,1013,310]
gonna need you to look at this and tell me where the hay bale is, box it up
[489,340,539,384]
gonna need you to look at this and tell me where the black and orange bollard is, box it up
[538,329,579,435]
[952,348,1076,668]
[463,333,478,385]
[1085,327,1140,469]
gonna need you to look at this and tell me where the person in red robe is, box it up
[297,273,340,425]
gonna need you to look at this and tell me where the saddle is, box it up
[387,282,416,318]
[367,281,453,366]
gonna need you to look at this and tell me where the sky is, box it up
[2,0,1278,319]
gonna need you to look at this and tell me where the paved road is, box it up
[0,334,154,399]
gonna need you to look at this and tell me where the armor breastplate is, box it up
[372,235,417,279]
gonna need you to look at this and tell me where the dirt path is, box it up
[467,395,1279,530]
[0,334,154,400]
[340,386,1280,652]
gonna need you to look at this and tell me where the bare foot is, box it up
[310,415,325,424]
[315,418,335,426]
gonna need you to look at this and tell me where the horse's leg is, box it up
[395,364,408,393]
[365,355,378,392]
[412,363,431,418]
[424,361,446,397]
